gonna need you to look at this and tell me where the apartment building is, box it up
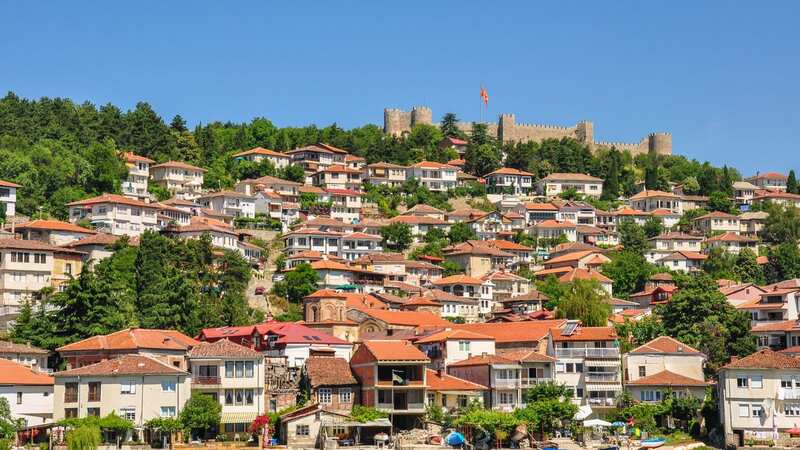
[0,239,85,330]
[735,288,800,328]
[705,232,759,255]
[530,220,578,243]
[311,167,363,191]
[752,191,800,209]
[150,161,206,200]
[425,368,487,412]
[447,354,526,412]
[656,251,707,273]
[0,341,49,372]
[432,275,493,315]
[443,241,516,278]
[414,329,496,369]
[693,211,741,235]
[485,168,535,195]
[325,189,362,224]
[197,191,256,218]
[406,161,458,192]
[718,349,800,446]
[67,194,160,236]
[547,323,621,412]
[188,339,265,436]
[745,172,788,191]
[121,152,154,201]
[350,340,429,429]
[235,175,302,202]
[365,163,407,187]
[733,181,758,206]
[53,355,191,426]
[302,356,358,415]
[340,232,383,261]
[0,179,21,217]
[286,143,348,176]
[0,358,53,426]
[629,190,682,214]
[283,229,342,256]
[388,215,450,240]
[232,147,291,168]
[518,202,559,225]
[646,232,704,264]
[13,219,97,246]
[537,173,603,198]
[623,336,708,403]
[739,211,769,237]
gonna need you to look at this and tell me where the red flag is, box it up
[480,86,489,106]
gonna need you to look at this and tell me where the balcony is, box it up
[555,348,620,359]
[521,378,551,387]
[588,397,617,407]
[192,376,221,385]
[586,372,620,382]
[493,379,521,389]
[377,402,425,412]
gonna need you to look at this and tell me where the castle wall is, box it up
[383,106,672,156]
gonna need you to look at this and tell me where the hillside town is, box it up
[2,112,800,450]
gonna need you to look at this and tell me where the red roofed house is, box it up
[705,232,759,255]
[407,161,458,192]
[56,328,199,370]
[751,320,800,351]
[746,172,788,191]
[537,173,604,198]
[150,161,207,201]
[547,322,621,410]
[13,220,97,246]
[350,340,429,428]
[121,152,155,201]
[285,143,348,176]
[0,179,21,217]
[656,251,707,273]
[198,321,354,368]
[67,194,160,236]
[346,309,451,339]
[414,328,496,369]
[628,285,677,309]
[447,354,525,412]
[302,356,358,415]
[485,167,535,195]
[0,358,54,426]
[365,162,408,187]
[426,368,487,411]
[629,190,682,214]
[693,211,741,235]
[325,188,363,223]
[311,166,363,192]
[735,288,800,329]
[232,147,291,168]
[623,336,708,403]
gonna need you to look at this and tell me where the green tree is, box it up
[618,219,648,256]
[733,248,765,284]
[379,223,413,252]
[272,263,319,304]
[424,227,447,243]
[601,251,654,298]
[279,164,306,183]
[67,426,101,450]
[447,222,477,244]
[439,260,462,277]
[615,315,665,353]
[0,398,19,438]
[708,191,734,213]
[643,216,663,238]
[440,113,462,138]
[464,143,501,177]
[762,203,800,243]
[789,170,799,194]
[702,247,737,280]
[765,242,800,284]
[555,280,612,327]
[180,394,222,439]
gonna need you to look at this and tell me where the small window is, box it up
[318,388,332,404]
[339,388,352,403]
[737,377,749,388]
[296,425,310,437]
[639,366,646,377]
[64,408,78,419]
[751,375,763,389]
[16,392,22,405]
[87,407,100,417]
[739,404,750,417]
[161,380,176,392]
[160,406,176,417]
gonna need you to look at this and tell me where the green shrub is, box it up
[67,426,101,450]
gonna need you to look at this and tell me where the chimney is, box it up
[438,367,445,378]
[730,355,740,363]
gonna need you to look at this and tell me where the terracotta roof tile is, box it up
[355,309,451,327]
[306,357,357,386]
[426,369,487,391]
[455,320,566,344]
[541,173,602,182]
[67,193,161,209]
[56,354,187,377]
[722,348,800,369]
[432,275,484,286]
[626,369,708,387]
[232,147,290,158]
[151,160,207,172]
[558,268,612,283]
[0,239,85,254]
[448,354,517,367]
[57,328,198,352]
[361,340,429,362]
[0,179,22,188]
[0,341,49,355]
[188,338,262,358]
[498,349,556,363]
[486,167,534,177]
[415,329,495,344]
[549,325,617,342]
[629,336,702,355]
[14,220,97,234]
[0,359,53,385]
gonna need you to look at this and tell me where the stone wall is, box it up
[383,106,672,156]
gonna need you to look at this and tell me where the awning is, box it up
[221,412,258,424]
[321,417,392,428]
[574,405,592,420]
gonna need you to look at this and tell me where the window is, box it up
[296,425,310,437]
[785,404,800,416]
[339,388,352,403]
[640,390,663,402]
[161,380,176,392]
[783,379,795,389]
[737,377,749,388]
[575,388,584,398]
[65,263,72,275]
[160,406,176,417]
[225,389,234,405]
[499,392,515,405]
[639,366,646,377]
[555,363,566,373]
[226,361,234,378]
[88,382,101,401]
[121,380,136,394]
[87,407,100,417]
[458,341,471,352]
[245,361,254,378]
[16,392,22,405]
[245,389,254,405]
[235,361,244,378]
[318,388,332,404]
[739,404,751,417]
[752,405,765,417]
[751,375,763,389]
[64,408,78,419]
[120,408,136,421]
[64,383,78,403]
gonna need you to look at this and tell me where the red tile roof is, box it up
[626,370,708,387]
[355,309,451,327]
[751,320,800,333]
[232,147,290,158]
[409,161,458,170]
[57,328,199,352]
[534,220,576,229]
[426,369,487,391]
[151,160,207,172]
[56,354,187,377]
[523,202,558,211]
[498,348,556,363]
[549,325,617,342]
[67,193,160,208]
[0,239,84,254]
[722,349,800,369]
[432,275,484,286]
[361,340,429,362]
[541,173,602,182]
[122,152,155,163]
[415,329,495,344]
[0,179,22,188]
[188,338,262,358]
[448,354,517,367]
[0,359,53,385]
[629,336,702,355]
[455,320,566,344]
[695,211,739,220]
[487,167,534,177]
[62,233,121,248]
[306,357,357,386]
[629,190,679,200]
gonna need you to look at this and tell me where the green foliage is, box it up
[615,315,666,353]
[523,382,571,403]
[464,136,501,177]
[379,223,413,251]
[439,260,462,277]
[272,263,319,304]
[447,222,477,244]
[676,208,708,233]
[276,303,304,322]
[789,170,799,194]
[762,203,800,243]
[0,399,19,439]
[536,276,569,310]
[733,248,765,285]
[643,217,663,238]
[707,191,734,213]
[67,426,101,450]
[765,242,800,284]
[601,251,655,298]
[440,113,463,139]
[424,227,447,243]
[618,220,648,256]
[147,183,171,201]
[453,408,518,436]
[145,417,183,433]
[349,406,388,423]
[656,274,755,373]
[180,394,222,434]
[555,280,612,327]
[701,247,737,281]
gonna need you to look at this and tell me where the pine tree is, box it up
[601,156,621,201]
[440,113,460,138]
[788,170,798,194]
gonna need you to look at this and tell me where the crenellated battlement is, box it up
[383,105,672,156]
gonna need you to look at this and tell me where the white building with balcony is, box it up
[629,190,682,214]
[365,163,408,187]
[485,168,535,195]
[340,232,382,261]
[150,161,206,201]
[745,172,788,191]
[646,232,704,264]
[67,194,159,237]
[121,152,154,201]
[283,229,342,257]
[0,358,53,426]
[735,288,800,328]
[325,189,363,224]
[0,179,21,217]
[188,339,265,436]
[232,147,290,169]
[407,161,458,192]
[537,173,603,198]
[197,191,256,219]
[447,354,525,412]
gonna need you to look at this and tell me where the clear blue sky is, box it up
[1,1,799,174]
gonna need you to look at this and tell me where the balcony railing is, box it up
[588,398,616,407]
[192,376,221,385]
[493,379,521,389]
[586,372,620,382]
[521,378,551,387]
[377,402,425,412]
[555,348,620,359]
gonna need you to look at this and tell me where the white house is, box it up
[197,191,256,219]
[407,161,458,192]
[232,147,291,169]
[485,168,535,195]
[0,358,53,426]
[745,172,788,191]
[150,161,206,201]
[67,194,160,236]
[0,180,20,217]
[629,190,682,214]
[121,152,154,201]
[537,173,603,198]
[694,211,741,235]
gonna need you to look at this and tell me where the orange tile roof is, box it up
[415,329,495,344]
[0,239,84,254]
[344,293,387,310]
[404,296,442,307]
[751,320,800,333]
[695,211,739,220]
[487,167,534,177]
[304,289,349,299]
[483,239,533,251]
[558,268,612,283]
[722,348,800,369]
[361,340,429,362]
[523,202,558,211]
[706,232,758,243]
[151,160,207,172]
[406,204,445,214]
[62,232,121,248]
[356,309,451,327]
[0,179,22,188]
[541,173,602,182]
[306,357,357,386]
[14,219,97,234]
[67,193,160,208]
[122,152,155,163]
[57,328,198,352]
[534,220,576,229]
[626,370,708,387]
[232,147,290,158]
[426,369,488,391]
[454,320,566,344]
[390,215,449,225]
[658,251,708,262]
[56,354,187,377]
[629,190,679,200]
[432,275,484,285]
[498,348,556,363]
[545,250,602,265]
[188,338,262,358]
[629,336,702,355]
[0,359,53,385]
[549,326,617,342]
[749,172,787,181]
[410,161,458,170]
[448,354,517,367]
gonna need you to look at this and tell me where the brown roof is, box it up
[534,219,576,229]
[0,239,84,255]
[722,349,800,370]
[14,219,97,234]
[541,173,602,182]
[558,268,612,283]
[426,369,488,391]
[232,147,290,159]
[122,152,155,163]
[57,328,198,352]
[629,336,702,355]
[0,341,49,355]
[56,354,187,377]
[455,320,566,344]
[0,359,53,385]
[449,354,518,367]
[0,179,22,188]
[549,326,617,342]
[500,290,549,303]
[498,348,556,363]
[415,329,495,344]
[305,357,357,386]
[629,190,679,200]
[151,160,207,172]
[545,250,604,265]
[487,167,534,177]
[432,275,484,286]
[751,320,800,333]
[361,340,429,362]
[706,232,758,243]
[67,193,160,208]
[62,233,123,248]
[695,211,739,221]
[188,338,262,358]
[658,251,708,262]
[626,370,708,387]
[355,309,451,327]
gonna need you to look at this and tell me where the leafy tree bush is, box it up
[379,223,413,252]
[67,426,101,450]
[271,263,319,304]
[447,222,477,244]
[180,395,222,439]
[555,280,612,326]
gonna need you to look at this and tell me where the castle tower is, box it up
[410,106,433,127]
[576,121,594,146]
[498,113,515,143]
[648,132,672,155]
[384,108,412,136]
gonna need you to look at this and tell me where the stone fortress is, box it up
[384,106,672,156]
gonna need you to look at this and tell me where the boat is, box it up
[640,438,666,448]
